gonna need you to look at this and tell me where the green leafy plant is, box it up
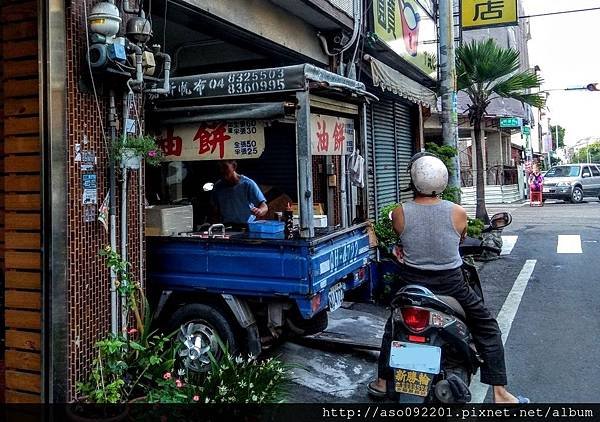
[425,142,461,204]
[77,247,176,403]
[198,339,294,404]
[467,218,485,239]
[116,134,163,167]
[373,203,400,256]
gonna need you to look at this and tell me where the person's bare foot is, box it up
[493,386,519,403]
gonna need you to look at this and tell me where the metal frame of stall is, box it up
[149,63,376,238]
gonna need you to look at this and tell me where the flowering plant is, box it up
[197,339,294,404]
[117,134,163,167]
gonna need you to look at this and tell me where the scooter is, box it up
[384,212,512,403]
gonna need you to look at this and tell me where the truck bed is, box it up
[146,223,370,302]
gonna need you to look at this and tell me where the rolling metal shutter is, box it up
[394,101,414,202]
[366,99,415,220]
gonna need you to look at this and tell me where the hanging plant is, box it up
[116,135,163,168]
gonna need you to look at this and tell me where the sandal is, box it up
[517,395,530,404]
[367,380,387,398]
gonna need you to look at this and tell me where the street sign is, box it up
[522,125,531,135]
[460,0,518,31]
[499,117,522,128]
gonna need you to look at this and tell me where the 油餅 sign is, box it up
[158,120,266,161]
[461,0,518,30]
[310,114,355,156]
[372,0,438,80]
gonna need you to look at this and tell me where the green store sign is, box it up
[499,117,522,128]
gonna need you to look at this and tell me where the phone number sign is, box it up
[158,120,266,161]
[310,114,355,156]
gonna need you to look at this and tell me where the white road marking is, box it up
[469,259,537,403]
[557,235,582,254]
[501,236,518,255]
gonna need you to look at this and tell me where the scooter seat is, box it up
[436,295,466,319]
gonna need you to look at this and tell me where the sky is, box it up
[524,0,600,146]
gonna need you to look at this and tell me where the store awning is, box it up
[365,55,437,109]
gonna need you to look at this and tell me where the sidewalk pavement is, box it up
[463,201,527,219]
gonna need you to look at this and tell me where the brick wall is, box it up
[2,0,43,403]
[65,1,145,400]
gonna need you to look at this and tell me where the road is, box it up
[277,198,600,403]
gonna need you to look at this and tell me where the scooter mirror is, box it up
[490,212,512,229]
[202,182,214,192]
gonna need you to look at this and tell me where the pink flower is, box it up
[148,150,157,157]
[193,395,200,402]
[127,328,138,335]
[175,379,183,388]
[163,372,172,380]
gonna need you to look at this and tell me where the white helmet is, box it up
[408,153,448,196]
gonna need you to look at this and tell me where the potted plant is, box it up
[117,135,163,169]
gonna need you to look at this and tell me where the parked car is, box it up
[542,163,600,203]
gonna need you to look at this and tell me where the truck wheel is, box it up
[286,309,329,336]
[169,303,238,373]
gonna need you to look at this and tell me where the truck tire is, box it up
[168,303,238,372]
[286,309,329,336]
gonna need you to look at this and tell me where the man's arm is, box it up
[248,179,268,218]
[391,205,404,235]
[452,204,468,242]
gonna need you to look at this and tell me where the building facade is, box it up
[1,0,439,403]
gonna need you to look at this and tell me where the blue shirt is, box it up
[213,175,266,224]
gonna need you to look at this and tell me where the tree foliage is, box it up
[549,125,566,149]
[574,141,600,163]
[456,39,544,222]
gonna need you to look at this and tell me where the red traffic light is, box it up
[586,83,600,91]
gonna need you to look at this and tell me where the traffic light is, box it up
[586,83,600,91]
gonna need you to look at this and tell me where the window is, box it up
[545,166,580,178]
[583,167,592,177]
[591,166,600,177]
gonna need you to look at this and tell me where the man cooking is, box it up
[212,160,268,226]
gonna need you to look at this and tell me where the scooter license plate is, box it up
[389,342,441,397]
[389,341,441,374]
[393,369,434,397]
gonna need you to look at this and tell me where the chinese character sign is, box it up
[372,0,438,80]
[461,0,518,30]
[158,120,266,161]
[310,115,355,156]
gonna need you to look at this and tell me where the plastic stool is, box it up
[530,187,543,207]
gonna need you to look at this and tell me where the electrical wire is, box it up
[83,0,109,154]
[519,6,600,19]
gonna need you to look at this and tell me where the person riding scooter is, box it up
[367,152,529,404]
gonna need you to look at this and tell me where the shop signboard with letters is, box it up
[372,0,438,80]
[461,0,518,30]
[310,114,355,156]
[158,120,266,161]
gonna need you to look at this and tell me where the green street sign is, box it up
[499,117,522,128]
[522,125,531,135]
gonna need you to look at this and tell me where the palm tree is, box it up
[456,39,545,223]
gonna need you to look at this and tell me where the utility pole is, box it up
[438,0,460,194]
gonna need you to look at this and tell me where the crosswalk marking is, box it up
[501,236,518,255]
[557,235,583,254]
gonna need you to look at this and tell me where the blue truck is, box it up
[147,224,371,368]
[145,64,376,369]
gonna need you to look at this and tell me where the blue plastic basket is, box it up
[248,220,285,233]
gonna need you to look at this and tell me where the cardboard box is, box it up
[146,205,193,236]
[291,203,325,216]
